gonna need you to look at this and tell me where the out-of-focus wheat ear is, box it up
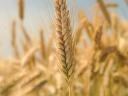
[97,0,111,25]
[106,3,118,8]
[93,25,103,50]
[18,70,42,87]
[47,31,55,57]
[21,41,35,70]
[22,39,29,53]
[74,19,83,45]
[39,29,47,60]
[78,10,94,40]
[99,46,117,62]
[22,25,32,45]
[21,46,39,69]
[22,77,47,95]
[21,24,32,52]
[20,24,36,69]
[18,0,24,21]
[55,0,75,95]
[11,20,19,58]
[0,71,26,95]
[125,0,128,5]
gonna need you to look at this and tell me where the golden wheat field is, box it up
[0,0,128,96]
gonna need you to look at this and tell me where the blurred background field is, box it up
[1,0,128,57]
[0,0,128,96]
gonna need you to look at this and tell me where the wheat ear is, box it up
[55,0,75,95]
[18,0,24,21]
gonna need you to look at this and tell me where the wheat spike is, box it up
[55,0,75,82]
[97,0,111,25]
[93,26,103,50]
[55,0,75,95]
[18,0,24,21]
[39,29,46,59]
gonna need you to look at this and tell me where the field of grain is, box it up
[0,0,128,96]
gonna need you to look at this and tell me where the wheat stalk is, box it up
[11,20,19,58]
[55,0,75,95]
[21,25,32,48]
